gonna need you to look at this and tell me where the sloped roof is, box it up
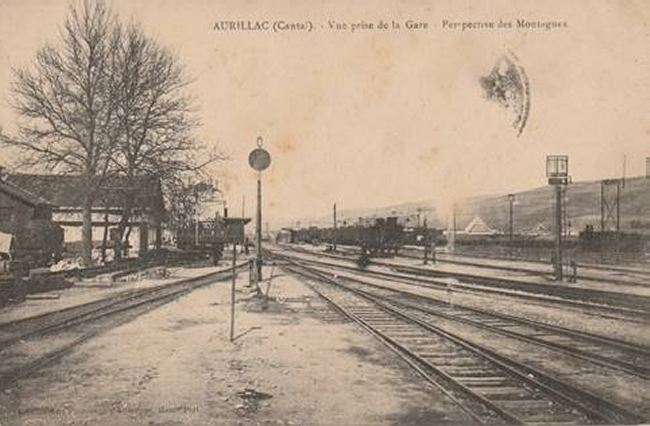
[533,222,550,231]
[463,216,496,234]
[531,222,551,234]
[0,178,53,207]
[6,174,162,210]
[223,217,252,225]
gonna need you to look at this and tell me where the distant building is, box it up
[529,222,552,237]
[6,174,164,255]
[462,216,496,235]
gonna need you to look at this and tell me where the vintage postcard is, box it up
[0,1,648,425]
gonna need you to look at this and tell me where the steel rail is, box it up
[396,248,650,289]
[285,244,650,311]
[282,263,519,425]
[416,248,650,278]
[312,242,650,281]
[270,247,650,320]
[0,264,246,389]
[278,255,647,425]
[304,264,650,379]
[0,263,248,349]
[0,292,182,390]
[274,251,650,370]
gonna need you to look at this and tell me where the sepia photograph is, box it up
[0,1,648,425]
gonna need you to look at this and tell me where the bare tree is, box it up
[0,1,223,263]
[0,1,121,266]
[164,176,210,235]
[109,23,222,255]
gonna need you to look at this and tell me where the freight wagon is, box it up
[176,215,250,262]
[291,217,405,256]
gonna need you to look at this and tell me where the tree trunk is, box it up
[82,199,93,267]
[155,222,162,251]
[116,175,136,258]
[124,225,132,258]
[116,194,134,242]
[100,207,109,264]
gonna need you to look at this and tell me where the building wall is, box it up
[60,225,143,252]
[53,210,154,255]
[0,191,35,226]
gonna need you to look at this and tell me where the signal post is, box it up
[248,137,271,283]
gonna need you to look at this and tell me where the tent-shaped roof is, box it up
[463,216,496,235]
[530,222,551,235]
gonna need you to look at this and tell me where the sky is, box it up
[0,0,648,227]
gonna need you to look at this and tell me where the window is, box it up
[0,207,13,222]
[33,205,52,220]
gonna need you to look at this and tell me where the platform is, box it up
[0,265,229,327]
[0,266,472,426]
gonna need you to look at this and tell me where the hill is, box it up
[457,176,650,235]
[285,176,650,235]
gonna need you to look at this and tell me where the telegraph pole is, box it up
[647,157,650,223]
[555,185,564,281]
[450,203,457,254]
[194,187,200,247]
[508,194,515,258]
[600,182,605,233]
[241,195,246,254]
[423,217,429,264]
[333,203,338,251]
[229,240,237,341]
[241,195,245,219]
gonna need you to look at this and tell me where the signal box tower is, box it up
[546,155,570,281]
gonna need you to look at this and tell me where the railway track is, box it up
[431,249,650,278]
[316,242,650,282]
[296,260,650,379]
[272,250,650,377]
[396,247,650,289]
[275,245,650,319]
[0,264,246,389]
[298,243,650,289]
[278,256,647,425]
[272,247,650,320]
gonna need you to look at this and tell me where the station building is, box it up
[0,176,54,227]
[6,174,165,256]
